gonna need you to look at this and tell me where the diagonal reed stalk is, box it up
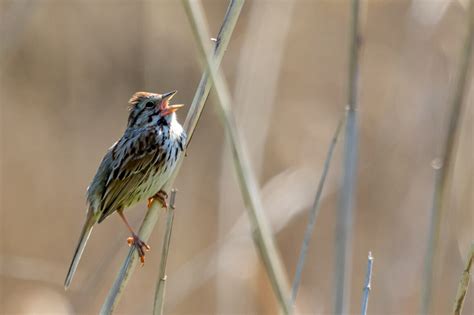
[290,117,345,309]
[334,0,364,314]
[182,0,292,313]
[420,1,474,313]
[452,243,474,315]
[100,2,244,313]
[153,190,177,315]
[360,251,374,315]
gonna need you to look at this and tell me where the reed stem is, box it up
[420,1,473,313]
[334,0,364,313]
[183,0,292,313]
[291,117,345,308]
[360,252,374,315]
[153,190,177,315]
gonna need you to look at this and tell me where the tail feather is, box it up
[64,211,97,290]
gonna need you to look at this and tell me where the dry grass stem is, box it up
[291,117,345,309]
[100,2,244,313]
[420,1,474,313]
[334,0,364,314]
[153,190,177,315]
[452,243,474,315]
[182,0,292,313]
[361,252,374,315]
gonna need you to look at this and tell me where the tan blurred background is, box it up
[1,0,472,314]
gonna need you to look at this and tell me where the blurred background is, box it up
[1,0,472,314]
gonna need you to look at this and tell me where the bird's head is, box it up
[127,90,184,128]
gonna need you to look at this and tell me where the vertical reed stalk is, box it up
[153,190,177,315]
[334,0,364,313]
[182,0,292,313]
[360,252,374,315]
[420,1,473,313]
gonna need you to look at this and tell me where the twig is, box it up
[182,1,292,314]
[153,190,177,315]
[420,1,474,313]
[360,252,374,315]
[420,161,442,313]
[100,2,244,313]
[452,243,474,315]
[291,117,345,308]
[334,0,364,314]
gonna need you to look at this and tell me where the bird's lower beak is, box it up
[166,104,184,114]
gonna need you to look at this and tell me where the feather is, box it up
[99,127,165,222]
[64,209,99,290]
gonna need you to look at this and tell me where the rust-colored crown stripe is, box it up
[128,92,157,109]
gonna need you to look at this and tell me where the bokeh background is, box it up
[1,0,472,314]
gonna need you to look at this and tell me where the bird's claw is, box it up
[127,234,150,266]
[148,190,168,209]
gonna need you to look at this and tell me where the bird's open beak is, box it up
[161,90,184,115]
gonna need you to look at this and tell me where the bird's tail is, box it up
[64,210,98,290]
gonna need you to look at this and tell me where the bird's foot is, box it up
[147,190,168,209]
[127,234,151,266]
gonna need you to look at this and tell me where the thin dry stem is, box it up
[361,252,374,315]
[100,2,244,313]
[182,0,292,313]
[291,117,345,309]
[334,0,364,314]
[420,1,474,313]
[452,243,474,315]
[153,190,177,315]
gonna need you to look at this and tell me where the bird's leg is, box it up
[117,209,150,265]
[147,190,168,209]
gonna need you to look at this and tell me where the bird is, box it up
[64,90,186,290]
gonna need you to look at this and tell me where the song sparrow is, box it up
[64,90,186,290]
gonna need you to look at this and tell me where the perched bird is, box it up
[64,91,186,290]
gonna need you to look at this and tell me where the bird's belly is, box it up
[143,171,167,199]
[134,152,180,204]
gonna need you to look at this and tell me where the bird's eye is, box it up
[145,101,155,108]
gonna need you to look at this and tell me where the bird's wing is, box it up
[99,127,164,222]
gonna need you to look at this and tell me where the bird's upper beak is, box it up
[161,90,184,115]
[162,90,177,100]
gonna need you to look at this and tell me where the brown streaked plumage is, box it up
[64,90,186,290]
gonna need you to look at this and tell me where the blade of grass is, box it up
[334,0,364,314]
[153,190,177,315]
[360,252,374,315]
[290,117,345,309]
[100,2,244,313]
[182,1,292,313]
[452,243,474,315]
[420,1,474,313]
